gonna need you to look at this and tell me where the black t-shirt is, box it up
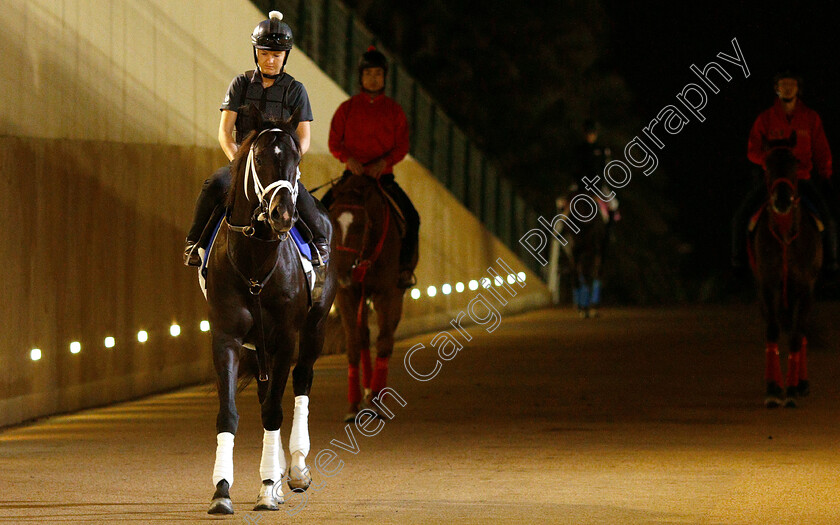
[220,70,314,143]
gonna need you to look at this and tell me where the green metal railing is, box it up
[251,0,540,271]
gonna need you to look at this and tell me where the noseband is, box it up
[230,127,300,239]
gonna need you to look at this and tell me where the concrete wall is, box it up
[0,0,548,428]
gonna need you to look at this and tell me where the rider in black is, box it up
[183,11,330,289]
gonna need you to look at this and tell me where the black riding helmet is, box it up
[358,46,388,84]
[251,11,293,77]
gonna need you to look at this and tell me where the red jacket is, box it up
[329,93,410,174]
[747,98,833,180]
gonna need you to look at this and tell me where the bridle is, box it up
[764,148,801,308]
[228,127,300,240]
[223,126,302,383]
[332,177,392,327]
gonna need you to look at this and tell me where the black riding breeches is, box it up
[800,179,838,265]
[187,165,231,242]
[379,174,420,267]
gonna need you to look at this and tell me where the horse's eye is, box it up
[254,155,262,167]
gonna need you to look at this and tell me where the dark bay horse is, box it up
[203,108,336,514]
[751,141,820,408]
[328,174,406,422]
[558,190,608,318]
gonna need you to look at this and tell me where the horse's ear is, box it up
[246,103,262,129]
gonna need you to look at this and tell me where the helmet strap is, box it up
[260,67,283,80]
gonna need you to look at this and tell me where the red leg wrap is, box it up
[786,352,801,388]
[799,337,808,381]
[348,365,361,405]
[360,350,372,390]
[765,343,782,384]
[370,357,389,395]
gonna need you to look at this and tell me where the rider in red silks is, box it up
[732,70,837,274]
[324,46,419,289]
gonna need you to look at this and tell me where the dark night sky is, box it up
[601,1,838,277]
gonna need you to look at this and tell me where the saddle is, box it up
[197,215,316,301]
[331,174,407,238]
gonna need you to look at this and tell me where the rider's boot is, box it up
[311,239,330,302]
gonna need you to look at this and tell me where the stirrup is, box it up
[184,241,201,267]
[311,265,326,302]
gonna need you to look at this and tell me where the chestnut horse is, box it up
[203,108,336,514]
[328,174,406,422]
[751,141,820,408]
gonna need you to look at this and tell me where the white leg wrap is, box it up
[289,396,310,456]
[259,429,286,482]
[212,432,235,488]
[289,396,310,471]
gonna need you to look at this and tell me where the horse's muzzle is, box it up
[267,193,295,236]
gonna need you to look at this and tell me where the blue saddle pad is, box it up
[290,225,312,260]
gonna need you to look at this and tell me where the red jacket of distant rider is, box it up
[329,92,410,175]
[748,98,833,180]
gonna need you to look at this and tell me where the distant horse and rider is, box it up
[734,69,836,408]
[555,188,615,318]
[324,173,416,421]
[747,135,822,408]
[200,109,337,513]
[323,45,420,422]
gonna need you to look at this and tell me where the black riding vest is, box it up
[234,70,293,143]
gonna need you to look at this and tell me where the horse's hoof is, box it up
[288,468,312,492]
[588,308,599,318]
[784,386,799,408]
[764,396,782,408]
[208,497,234,515]
[254,480,282,510]
[577,309,588,319]
[798,380,810,397]
[343,412,357,423]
